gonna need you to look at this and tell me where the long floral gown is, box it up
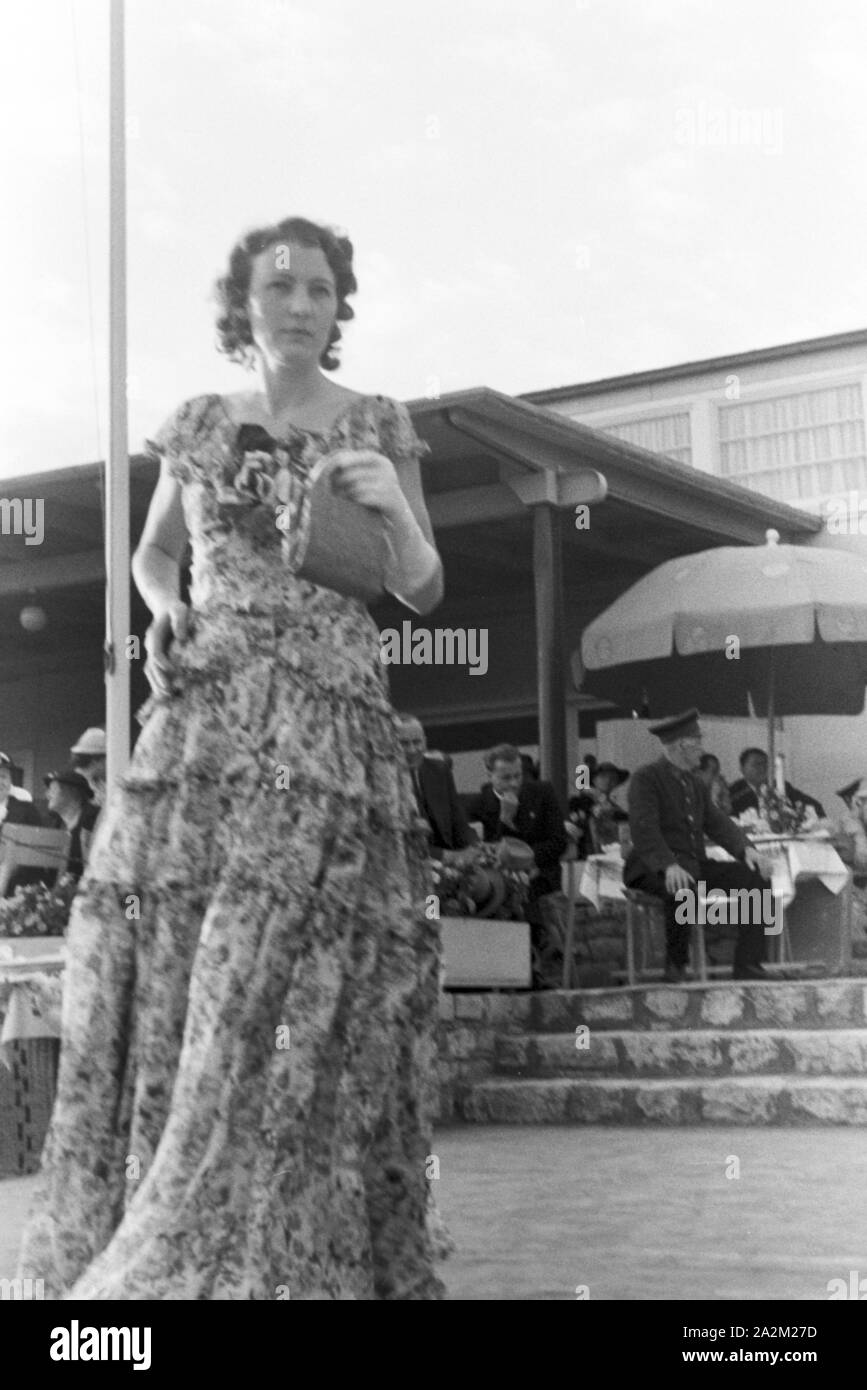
[17,392,445,1300]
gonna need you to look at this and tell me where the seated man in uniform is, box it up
[624,709,771,983]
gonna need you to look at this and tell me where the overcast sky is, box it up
[2,0,865,478]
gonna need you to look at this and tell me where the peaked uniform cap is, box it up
[648,707,702,744]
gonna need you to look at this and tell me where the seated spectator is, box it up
[568,761,629,856]
[624,709,770,983]
[4,759,33,803]
[70,726,107,807]
[520,753,539,782]
[698,752,732,816]
[394,714,475,859]
[465,743,567,947]
[0,753,42,830]
[0,751,48,895]
[729,747,824,819]
[44,768,99,881]
[833,776,867,937]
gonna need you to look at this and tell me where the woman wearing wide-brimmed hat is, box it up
[568,761,630,856]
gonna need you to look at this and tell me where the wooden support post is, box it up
[532,502,567,806]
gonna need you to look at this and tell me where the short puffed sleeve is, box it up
[377,397,432,466]
[375,397,436,546]
[142,396,210,484]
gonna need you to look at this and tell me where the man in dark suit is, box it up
[624,710,772,983]
[394,715,475,858]
[464,743,567,908]
[0,753,41,829]
[0,750,48,895]
[729,747,825,819]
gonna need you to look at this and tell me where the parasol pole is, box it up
[766,651,775,777]
[106,0,130,795]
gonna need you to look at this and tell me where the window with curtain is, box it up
[717,383,867,503]
[598,412,692,465]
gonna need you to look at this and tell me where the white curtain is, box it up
[600,412,692,464]
[718,384,867,502]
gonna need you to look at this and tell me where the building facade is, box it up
[523,327,867,522]
[522,328,867,812]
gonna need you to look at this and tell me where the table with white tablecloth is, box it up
[562,837,854,974]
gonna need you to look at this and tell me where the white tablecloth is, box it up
[0,966,64,1068]
[705,838,849,909]
[567,838,850,913]
[566,851,626,911]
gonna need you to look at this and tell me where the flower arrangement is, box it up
[744,787,816,836]
[0,874,78,938]
[430,843,531,921]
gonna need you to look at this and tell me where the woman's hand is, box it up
[326,449,408,521]
[144,600,190,700]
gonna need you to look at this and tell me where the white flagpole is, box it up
[106,0,130,793]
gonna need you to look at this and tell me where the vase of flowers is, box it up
[0,874,77,939]
[756,785,812,836]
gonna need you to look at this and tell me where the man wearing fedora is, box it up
[624,708,770,983]
[45,767,99,881]
[70,726,107,807]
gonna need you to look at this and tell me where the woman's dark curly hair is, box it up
[214,216,357,371]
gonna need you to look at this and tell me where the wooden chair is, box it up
[0,825,69,898]
[623,889,667,985]
[624,887,778,984]
[623,888,714,984]
[558,847,590,988]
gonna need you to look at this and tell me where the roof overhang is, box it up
[408,386,821,545]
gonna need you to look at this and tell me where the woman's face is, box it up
[246,243,338,369]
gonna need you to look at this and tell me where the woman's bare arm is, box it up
[132,460,189,617]
[384,453,444,614]
[132,460,191,698]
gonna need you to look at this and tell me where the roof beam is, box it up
[0,550,105,596]
[428,485,524,528]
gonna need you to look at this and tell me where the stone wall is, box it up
[437,992,531,1122]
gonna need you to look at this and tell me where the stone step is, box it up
[496,1028,867,1079]
[464,1075,867,1125]
[528,979,867,1034]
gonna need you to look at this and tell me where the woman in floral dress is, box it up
[18,216,446,1299]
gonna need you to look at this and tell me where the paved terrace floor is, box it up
[3,1126,867,1299]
